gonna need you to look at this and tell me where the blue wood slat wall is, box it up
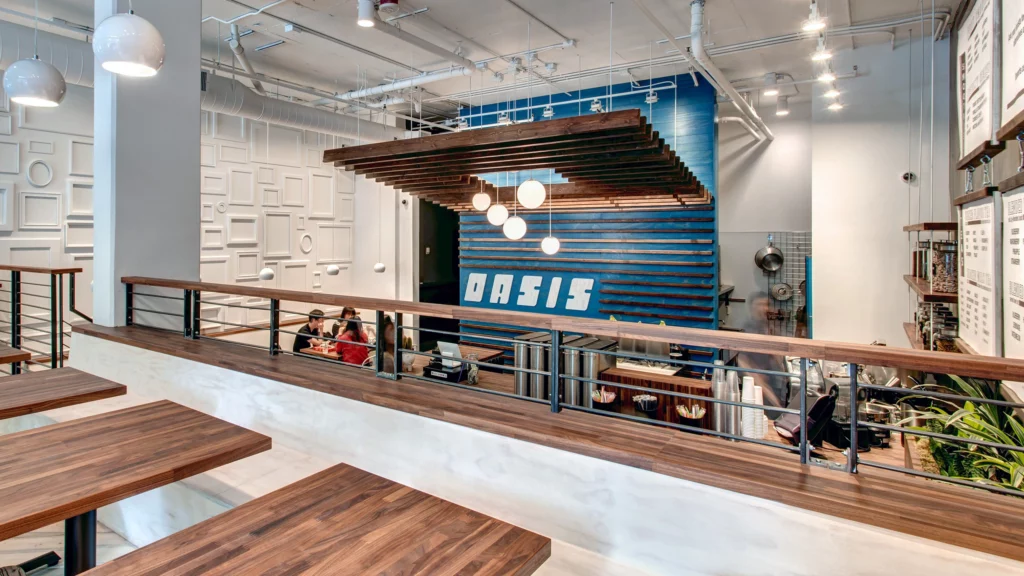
[456,74,718,357]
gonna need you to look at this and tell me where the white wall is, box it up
[812,37,951,346]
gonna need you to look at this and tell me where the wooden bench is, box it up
[0,400,270,575]
[0,368,126,420]
[84,463,551,575]
[0,343,30,371]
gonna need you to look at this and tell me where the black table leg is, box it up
[64,511,96,576]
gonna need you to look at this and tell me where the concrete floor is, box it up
[0,522,135,575]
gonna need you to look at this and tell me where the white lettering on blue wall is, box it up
[463,274,595,312]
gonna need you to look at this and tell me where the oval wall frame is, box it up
[27,159,54,187]
[299,233,314,254]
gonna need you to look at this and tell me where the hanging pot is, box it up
[771,282,794,301]
[754,234,785,272]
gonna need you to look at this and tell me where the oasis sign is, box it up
[463,272,596,313]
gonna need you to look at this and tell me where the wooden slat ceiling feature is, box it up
[324,110,710,211]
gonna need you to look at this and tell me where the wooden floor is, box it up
[84,464,550,575]
[74,323,1024,563]
[0,369,126,420]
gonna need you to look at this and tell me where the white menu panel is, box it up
[1004,188,1024,361]
[959,197,998,356]
[957,0,996,156]
[1004,0,1024,128]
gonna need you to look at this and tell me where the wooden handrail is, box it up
[0,265,83,275]
[122,276,1024,381]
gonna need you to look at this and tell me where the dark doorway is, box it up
[417,199,460,351]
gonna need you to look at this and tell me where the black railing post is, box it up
[183,289,193,338]
[549,329,562,413]
[848,362,859,473]
[375,310,395,379]
[799,357,808,465]
[393,317,403,380]
[58,273,65,367]
[191,291,201,340]
[125,283,134,326]
[269,298,280,355]
[49,274,58,368]
[68,272,92,323]
[10,271,21,374]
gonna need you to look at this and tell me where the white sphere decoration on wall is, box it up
[3,58,66,108]
[503,216,527,240]
[373,262,387,273]
[516,179,546,209]
[486,204,508,226]
[472,192,491,211]
[258,267,275,281]
[541,236,561,255]
[93,13,166,77]
[326,265,341,276]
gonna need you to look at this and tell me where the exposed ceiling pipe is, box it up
[719,116,761,140]
[502,0,572,44]
[203,0,291,24]
[201,73,407,141]
[228,24,266,95]
[337,66,473,100]
[368,18,478,70]
[0,6,94,36]
[630,0,704,94]
[0,19,93,87]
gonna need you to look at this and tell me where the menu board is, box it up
[1004,189,1024,361]
[957,0,996,157]
[1004,0,1024,128]
[960,197,999,356]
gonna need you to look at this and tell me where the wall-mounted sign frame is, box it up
[959,193,1002,356]
[1000,0,1024,136]
[956,0,1001,165]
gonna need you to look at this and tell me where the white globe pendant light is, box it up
[373,262,387,273]
[326,264,341,276]
[541,236,560,255]
[4,58,66,108]
[503,216,527,240]
[94,11,166,77]
[516,179,546,210]
[486,203,508,226]
[258,267,275,281]
[472,192,491,211]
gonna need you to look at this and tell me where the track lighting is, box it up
[811,36,832,61]
[94,12,166,77]
[357,0,376,27]
[498,111,512,125]
[516,179,546,210]
[542,105,555,118]
[824,85,841,99]
[776,95,790,117]
[817,70,836,83]
[828,101,844,111]
[802,1,826,32]
[590,99,604,113]
[763,73,779,97]
[645,91,658,104]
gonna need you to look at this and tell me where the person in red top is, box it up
[335,319,370,366]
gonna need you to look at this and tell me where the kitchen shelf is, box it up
[902,222,957,232]
[903,275,958,304]
[904,323,925,351]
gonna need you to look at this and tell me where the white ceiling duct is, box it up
[0,19,94,88]
[201,73,407,142]
[338,66,472,101]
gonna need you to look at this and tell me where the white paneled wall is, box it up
[0,79,415,341]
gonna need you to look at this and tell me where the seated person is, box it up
[292,309,325,354]
[380,315,396,373]
[331,307,358,338]
[335,319,370,366]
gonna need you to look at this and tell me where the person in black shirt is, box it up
[293,309,325,354]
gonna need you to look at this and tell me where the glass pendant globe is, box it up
[93,13,166,77]
[258,267,275,281]
[541,236,561,255]
[472,192,491,211]
[3,58,66,108]
[326,265,341,276]
[516,179,546,209]
[486,204,508,226]
[373,262,386,273]
[503,216,527,240]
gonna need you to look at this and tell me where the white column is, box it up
[92,0,201,326]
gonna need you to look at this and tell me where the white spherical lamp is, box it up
[326,265,341,276]
[472,192,491,211]
[258,267,275,281]
[541,236,561,255]
[516,179,546,209]
[3,58,66,108]
[373,262,387,273]
[486,204,509,226]
[93,13,166,77]
[503,216,527,240]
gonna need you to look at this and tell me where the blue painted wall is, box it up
[456,74,718,355]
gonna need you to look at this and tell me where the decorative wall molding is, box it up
[235,251,260,281]
[200,202,215,223]
[226,214,259,246]
[212,113,246,143]
[27,159,54,187]
[219,143,248,164]
[69,140,94,177]
[315,222,353,264]
[228,167,256,206]
[200,143,216,167]
[262,211,292,259]
[18,191,61,230]
[27,140,54,155]
[282,173,305,207]
[299,233,313,254]
[201,170,227,196]
[0,115,12,136]
[0,141,19,174]
[0,180,14,232]
[308,171,335,219]
[261,186,281,207]
[65,179,94,219]
[201,226,225,250]
[64,221,94,250]
[257,166,275,185]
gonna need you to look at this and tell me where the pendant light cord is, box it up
[33,0,39,59]
[608,1,613,112]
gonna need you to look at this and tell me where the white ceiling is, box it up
[4,0,962,119]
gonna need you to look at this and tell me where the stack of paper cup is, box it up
[741,376,757,439]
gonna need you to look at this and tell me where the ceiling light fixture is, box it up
[824,85,841,99]
[763,72,779,97]
[255,39,285,51]
[93,2,166,77]
[516,177,546,210]
[590,99,604,113]
[542,105,555,118]
[776,95,790,117]
[4,0,67,107]
[811,36,832,61]
[498,111,512,125]
[802,1,826,32]
[645,91,658,104]
[818,70,836,83]
[503,216,527,240]
[828,101,844,111]
[357,0,376,27]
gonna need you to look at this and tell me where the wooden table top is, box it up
[84,463,550,575]
[0,400,270,541]
[0,343,30,365]
[0,368,126,420]
[410,344,504,371]
[601,366,712,390]
[299,346,342,360]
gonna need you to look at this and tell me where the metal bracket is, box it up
[980,155,992,187]
[965,165,975,193]
[1017,132,1023,173]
